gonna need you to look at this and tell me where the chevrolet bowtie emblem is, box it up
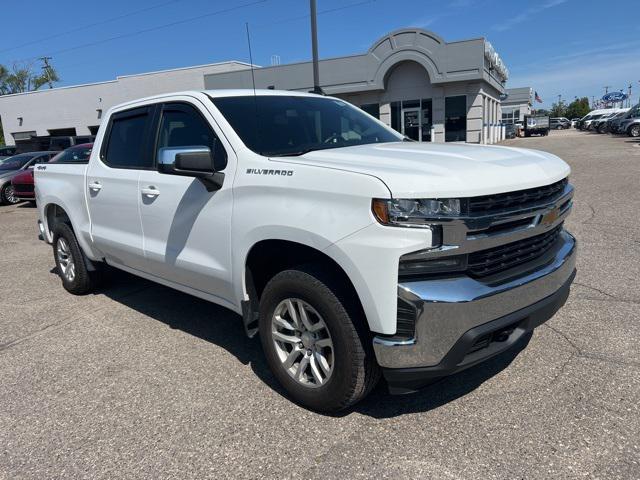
[541,207,560,226]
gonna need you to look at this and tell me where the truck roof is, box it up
[111,89,325,111]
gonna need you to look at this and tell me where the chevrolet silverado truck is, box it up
[35,90,576,412]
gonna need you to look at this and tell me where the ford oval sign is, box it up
[602,91,627,102]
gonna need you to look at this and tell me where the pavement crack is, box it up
[582,202,596,224]
[543,323,582,354]
[573,281,617,299]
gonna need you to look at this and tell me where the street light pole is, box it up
[310,0,322,94]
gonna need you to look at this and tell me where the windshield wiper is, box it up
[268,147,328,157]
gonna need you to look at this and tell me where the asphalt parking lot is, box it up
[1,130,639,479]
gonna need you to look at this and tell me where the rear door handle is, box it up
[88,181,102,191]
[141,186,160,198]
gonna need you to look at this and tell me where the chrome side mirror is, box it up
[158,146,224,191]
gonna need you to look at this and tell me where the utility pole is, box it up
[39,56,54,89]
[309,0,322,94]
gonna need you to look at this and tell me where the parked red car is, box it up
[12,143,93,202]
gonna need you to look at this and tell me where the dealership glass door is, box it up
[401,107,421,141]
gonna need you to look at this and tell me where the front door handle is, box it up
[141,186,160,198]
[88,181,102,191]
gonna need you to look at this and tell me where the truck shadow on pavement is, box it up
[95,268,530,419]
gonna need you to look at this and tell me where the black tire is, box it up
[259,267,380,412]
[0,183,19,205]
[52,222,101,295]
[629,124,640,138]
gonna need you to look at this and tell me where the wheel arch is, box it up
[241,238,370,338]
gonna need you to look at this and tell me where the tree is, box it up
[565,97,590,120]
[0,60,59,95]
[550,100,567,118]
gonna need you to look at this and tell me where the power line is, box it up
[13,0,268,63]
[253,0,376,29]
[0,0,180,55]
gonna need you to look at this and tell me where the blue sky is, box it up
[1,0,638,108]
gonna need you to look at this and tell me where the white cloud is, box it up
[494,0,569,32]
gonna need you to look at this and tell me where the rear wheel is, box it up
[0,183,19,205]
[629,124,640,138]
[259,267,380,412]
[52,222,102,295]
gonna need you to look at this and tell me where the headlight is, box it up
[372,198,462,227]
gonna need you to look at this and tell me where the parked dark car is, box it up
[0,151,57,205]
[0,146,17,160]
[505,123,517,139]
[550,117,571,130]
[611,104,640,134]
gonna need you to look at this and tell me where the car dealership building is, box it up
[0,28,509,146]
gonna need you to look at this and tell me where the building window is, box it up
[360,103,380,119]
[445,96,467,142]
[48,128,77,137]
[391,101,401,132]
[421,98,433,142]
[501,108,520,124]
[11,131,36,141]
[88,126,100,135]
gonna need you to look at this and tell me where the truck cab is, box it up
[35,90,576,411]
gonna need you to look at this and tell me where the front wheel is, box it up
[259,267,380,412]
[629,125,640,138]
[0,183,19,205]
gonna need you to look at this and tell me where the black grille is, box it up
[13,184,34,194]
[468,178,568,216]
[396,297,417,338]
[467,224,563,277]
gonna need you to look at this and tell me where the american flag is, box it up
[534,91,543,103]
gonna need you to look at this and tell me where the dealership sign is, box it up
[484,41,509,81]
[602,91,627,102]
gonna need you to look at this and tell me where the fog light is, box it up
[399,252,467,279]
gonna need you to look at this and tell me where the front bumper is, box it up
[373,230,576,391]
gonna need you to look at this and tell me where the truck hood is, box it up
[278,142,570,198]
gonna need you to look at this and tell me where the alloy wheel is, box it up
[56,237,76,282]
[4,185,18,204]
[271,298,334,388]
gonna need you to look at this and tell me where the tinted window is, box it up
[0,153,35,170]
[51,145,93,164]
[157,104,227,170]
[211,95,399,157]
[104,110,151,168]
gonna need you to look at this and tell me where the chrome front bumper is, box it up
[373,230,577,369]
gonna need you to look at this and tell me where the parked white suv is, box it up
[35,90,576,411]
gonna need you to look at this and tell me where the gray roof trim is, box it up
[204,28,506,94]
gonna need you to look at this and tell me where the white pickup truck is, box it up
[36,90,576,411]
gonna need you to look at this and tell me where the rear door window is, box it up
[102,107,153,169]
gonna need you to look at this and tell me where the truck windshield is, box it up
[211,95,401,157]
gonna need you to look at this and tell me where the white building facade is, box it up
[0,61,251,145]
